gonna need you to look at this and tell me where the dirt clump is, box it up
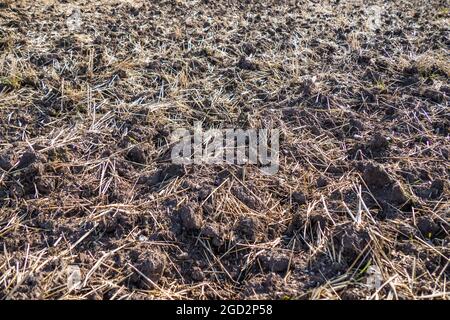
[332,224,370,264]
[138,164,185,188]
[361,162,411,210]
[258,252,291,273]
[126,145,147,164]
[0,0,448,300]
[15,150,37,170]
[291,191,307,205]
[201,224,223,247]
[232,186,261,211]
[128,249,167,289]
[415,179,446,199]
[176,205,202,232]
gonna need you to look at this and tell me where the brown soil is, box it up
[0,0,448,300]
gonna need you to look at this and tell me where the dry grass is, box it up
[0,0,448,300]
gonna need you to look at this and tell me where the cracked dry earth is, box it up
[0,0,449,299]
